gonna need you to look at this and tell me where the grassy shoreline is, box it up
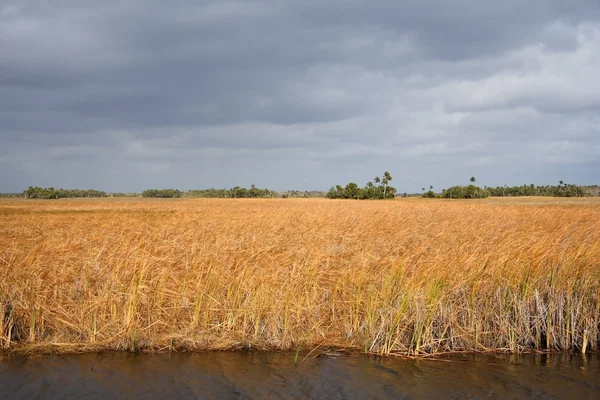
[2,198,600,356]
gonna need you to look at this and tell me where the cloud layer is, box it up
[2,0,599,192]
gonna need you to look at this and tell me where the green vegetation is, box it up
[14,179,599,201]
[141,189,182,198]
[422,177,490,199]
[487,182,590,197]
[439,185,490,199]
[327,171,396,199]
[17,185,320,200]
[109,192,140,198]
[424,178,598,199]
[24,187,108,199]
[184,187,326,199]
[185,185,274,198]
[422,186,436,198]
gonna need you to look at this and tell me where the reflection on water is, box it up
[1,351,599,399]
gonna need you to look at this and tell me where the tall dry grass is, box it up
[1,197,599,355]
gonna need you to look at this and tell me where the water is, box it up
[1,352,599,399]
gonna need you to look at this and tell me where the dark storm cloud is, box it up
[1,0,599,192]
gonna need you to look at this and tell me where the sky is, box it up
[1,0,599,193]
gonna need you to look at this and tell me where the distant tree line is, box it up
[438,185,490,199]
[24,186,108,199]
[486,182,590,197]
[433,177,490,199]
[281,190,327,198]
[423,178,598,199]
[15,179,598,201]
[184,189,233,198]
[109,192,140,198]
[142,185,278,199]
[142,189,183,198]
[185,185,275,198]
[185,188,327,198]
[18,185,311,199]
[326,171,396,199]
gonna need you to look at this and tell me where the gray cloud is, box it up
[1,0,599,192]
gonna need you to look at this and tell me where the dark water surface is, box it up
[1,351,599,399]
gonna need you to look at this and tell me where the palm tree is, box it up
[382,171,392,198]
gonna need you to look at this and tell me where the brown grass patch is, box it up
[1,197,599,355]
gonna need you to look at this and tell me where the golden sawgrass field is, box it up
[1,197,600,356]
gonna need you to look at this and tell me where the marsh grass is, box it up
[1,197,599,356]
